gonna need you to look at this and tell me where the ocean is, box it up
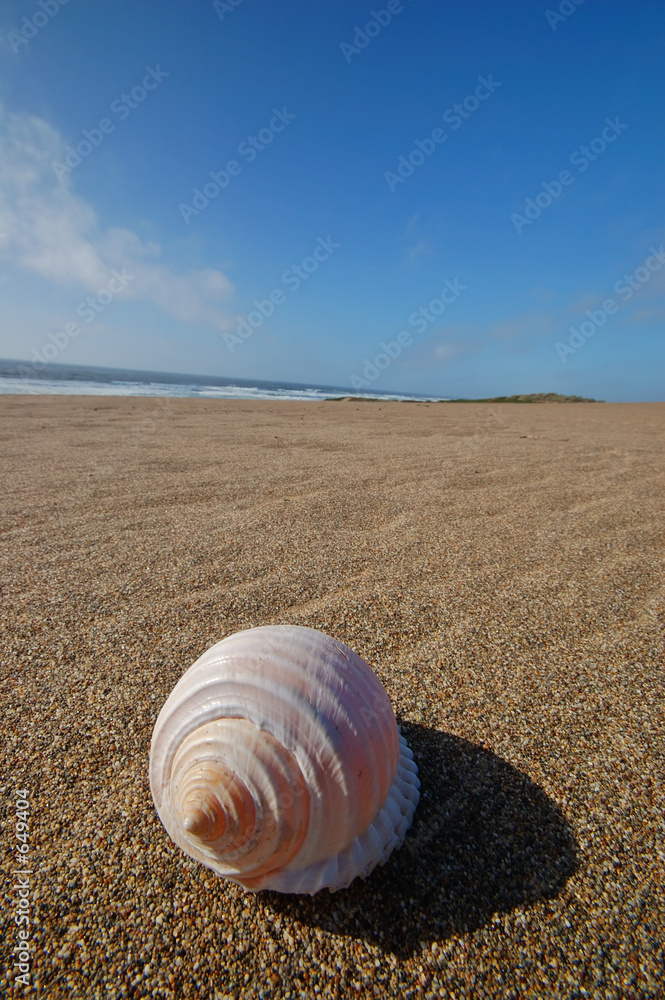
[0,359,446,403]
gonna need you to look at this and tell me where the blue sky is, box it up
[1,0,664,400]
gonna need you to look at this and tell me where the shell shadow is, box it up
[265,723,579,957]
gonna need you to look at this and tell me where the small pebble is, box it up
[0,396,663,998]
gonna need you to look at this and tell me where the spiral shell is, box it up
[149,625,420,893]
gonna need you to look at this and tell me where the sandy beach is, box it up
[1,395,663,999]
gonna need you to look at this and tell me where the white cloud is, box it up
[0,103,235,329]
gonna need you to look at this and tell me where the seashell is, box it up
[149,624,420,894]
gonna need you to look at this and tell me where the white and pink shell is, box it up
[149,625,420,894]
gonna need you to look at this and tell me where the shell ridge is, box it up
[241,733,420,893]
[149,626,420,893]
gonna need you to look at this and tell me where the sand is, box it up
[1,394,663,999]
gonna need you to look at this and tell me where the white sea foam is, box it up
[0,361,448,403]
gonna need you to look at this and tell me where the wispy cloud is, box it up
[433,342,460,361]
[405,239,427,263]
[529,286,555,303]
[627,305,665,325]
[486,312,558,341]
[566,293,603,315]
[397,324,481,371]
[401,211,428,266]
[405,212,421,233]
[0,104,235,330]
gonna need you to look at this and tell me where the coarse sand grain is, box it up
[1,395,663,999]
